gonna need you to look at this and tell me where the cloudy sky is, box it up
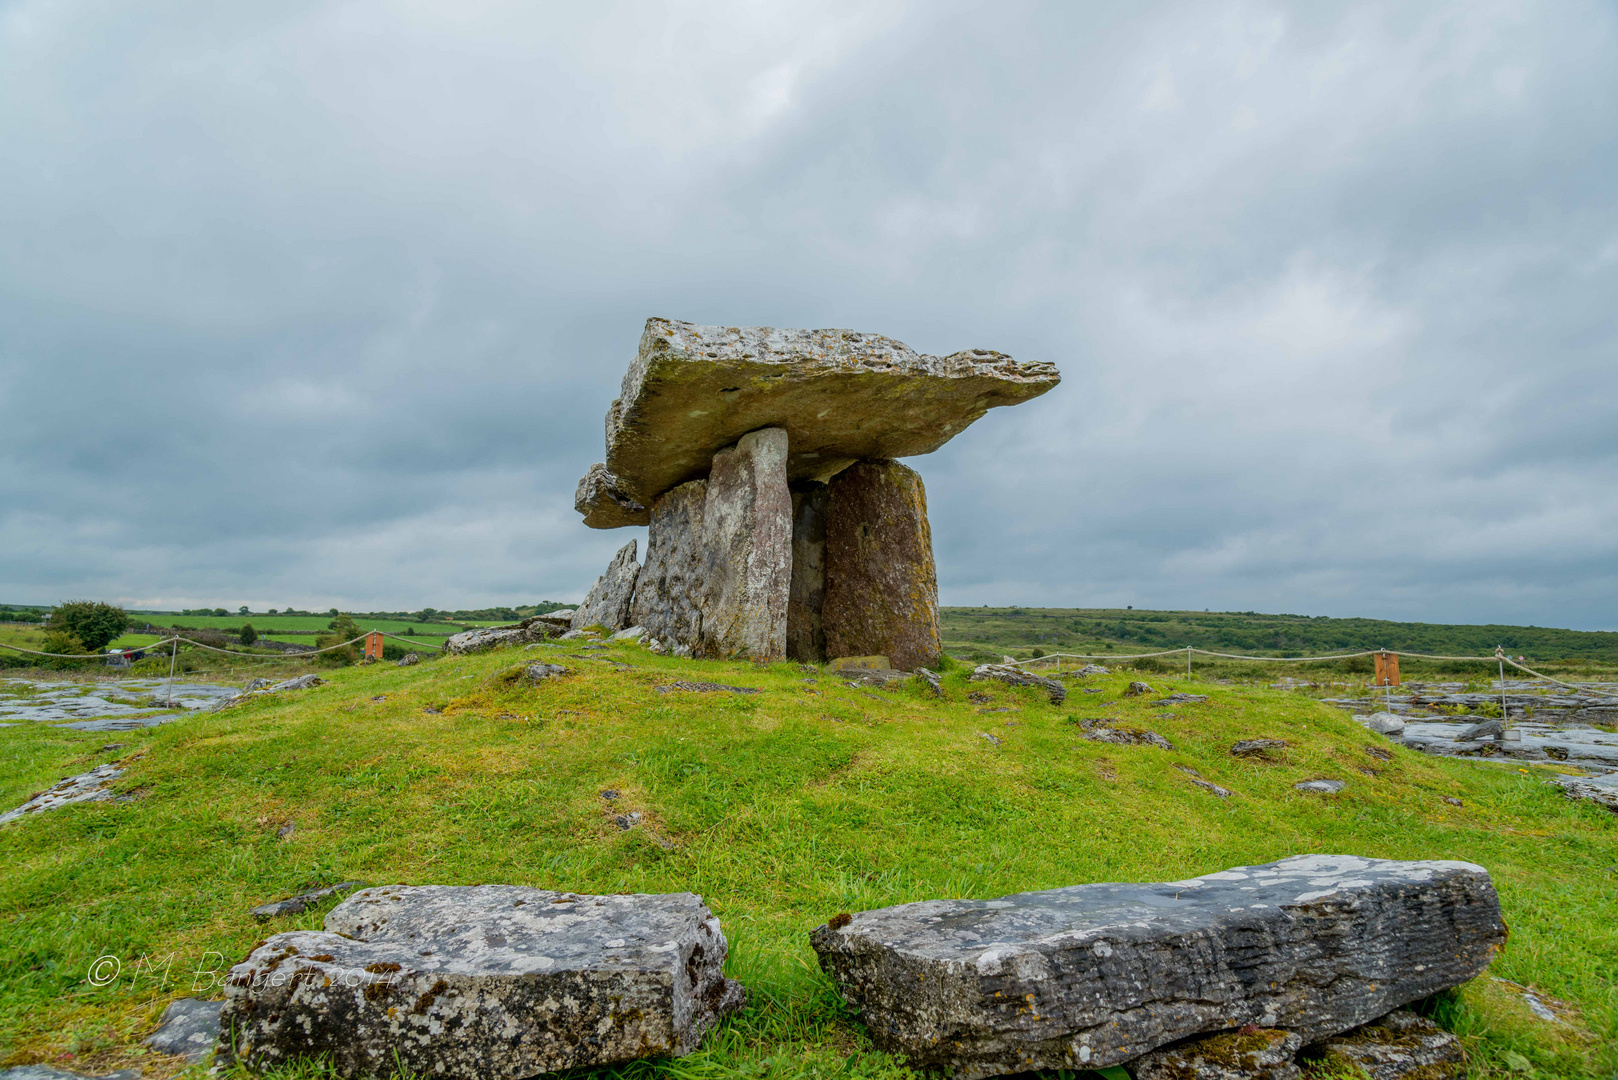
[2,1,1615,628]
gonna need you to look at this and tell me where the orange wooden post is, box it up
[1373,651,1401,687]
[365,631,384,660]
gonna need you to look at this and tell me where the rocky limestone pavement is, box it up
[575,463,650,529]
[571,541,643,633]
[821,460,941,671]
[631,480,709,656]
[1128,1028,1302,1080]
[145,997,224,1062]
[696,428,791,660]
[1548,771,1618,812]
[251,881,369,921]
[0,763,124,825]
[1395,720,1618,771]
[586,318,1060,510]
[810,854,1504,1080]
[1307,1009,1464,1080]
[970,663,1066,705]
[0,1068,139,1080]
[218,885,745,1080]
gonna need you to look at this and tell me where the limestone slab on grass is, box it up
[0,763,122,825]
[594,318,1061,507]
[970,663,1066,705]
[219,885,745,1080]
[810,854,1504,1079]
[144,997,224,1062]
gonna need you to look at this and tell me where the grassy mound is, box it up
[1,644,1612,1079]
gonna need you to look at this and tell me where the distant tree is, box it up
[329,608,340,617]
[268,608,278,615]
[240,623,258,646]
[212,607,228,617]
[316,612,361,665]
[239,606,250,616]
[46,601,130,652]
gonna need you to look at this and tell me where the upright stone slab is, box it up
[632,480,708,654]
[787,482,829,663]
[698,428,791,660]
[811,854,1505,1080]
[822,460,940,671]
[218,886,745,1080]
[571,540,641,632]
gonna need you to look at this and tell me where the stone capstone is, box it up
[575,463,650,529]
[592,318,1060,509]
[695,428,791,660]
[632,480,709,656]
[970,663,1066,705]
[787,482,830,663]
[1306,1009,1464,1080]
[571,541,642,633]
[144,997,224,1063]
[1128,1028,1302,1080]
[218,885,745,1080]
[822,460,941,671]
[810,854,1504,1080]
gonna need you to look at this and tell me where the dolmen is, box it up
[572,318,1060,669]
[218,885,744,1079]
[810,854,1504,1079]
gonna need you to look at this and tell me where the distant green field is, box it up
[941,606,1618,664]
[123,614,491,635]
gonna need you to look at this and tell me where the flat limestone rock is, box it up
[810,854,1504,1079]
[632,480,709,656]
[970,663,1066,705]
[571,540,642,632]
[144,997,224,1062]
[595,318,1061,507]
[219,885,745,1080]
[1129,1028,1301,1080]
[696,428,790,660]
[0,763,123,825]
[823,461,941,672]
[575,463,650,528]
[1307,1009,1464,1080]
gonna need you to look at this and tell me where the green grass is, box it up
[0,647,1612,1079]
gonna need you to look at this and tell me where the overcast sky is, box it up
[2,1,1615,628]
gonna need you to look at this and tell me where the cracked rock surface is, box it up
[810,854,1503,1079]
[1307,1009,1464,1080]
[219,885,745,1080]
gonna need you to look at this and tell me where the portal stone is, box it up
[570,540,641,632]
[822,460,940,671]
[787,482,829,663]
[697,428,791,660]
[631,480,708,652]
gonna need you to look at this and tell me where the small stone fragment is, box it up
[1359,712,1406,735]
[614,811,643,830]
[144,997,224,1063]
[1231,738,1288,757]
[396,652,419,666]
[1442,796,1463,807]
[1307,1009,1465,1080]
[1175,766,1234,798]
[269,674,323,692]
[97,742,125,751]
[1083,724,1173,750]
[250,881,368,921]
[1124,681,1154,696]
[1295,778,1346,794]
[979,732,1002,746]
[610,625,648,642]
[276,820,296,839]
[1128,1027,1301,1080]
[1155,693,1209,706]
[970,663,1066,705]
[916,668,942,696]
[524,663,568,682]
[1364,745,1394,761]
[1456,719,1505,742]
[600,790,620,800]
[655,681,762,694]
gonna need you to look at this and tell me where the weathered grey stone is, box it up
[396,652,419,666]
[1231,739,1289,757]
[822,460,941,672]
[787,481,829,663]
[529,609,575,633]
[1295,779,1346,794]
[1358,712,1406,735]
[218,885,745,1080]
[592,318,1061,509]
[632,480,709,652]
[610,625,648,641]
[269,674,323,692]
[1456,719,1504,742]
[571,541,642,632]
[251,881,368,921]
[575,463,650,529]
[1080,720,1173,749]
[810,854,1505,1080]
[443,627,529,655]
[1549,771,1618,812]
[970,663,1066,705]
[1306,1009,1464,1080]
[1155,693,1209,706]
[0,1068,139,1080]
[144,997,224,1062]
[0,763,123,825]
[1128,1028,1302,1080]
[1124,681,1154,696]
[1175,766,1234,799]
[696,428,790,660]
[524,663,568,682]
